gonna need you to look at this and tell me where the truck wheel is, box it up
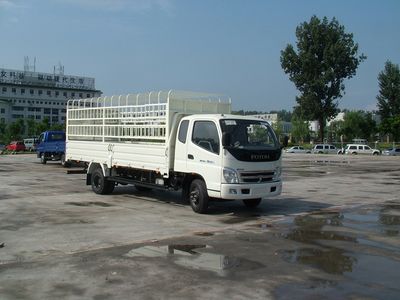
[40,153,47,164]
[243,198,262,208]
[91,168,115,194]
[189,179,209,214]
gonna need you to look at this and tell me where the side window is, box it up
[192,121,220,154]
[316,145,323,149]
[358,146,363,150]
[330,146,335,149]
[39,134,44,143]
[178,120,189,144]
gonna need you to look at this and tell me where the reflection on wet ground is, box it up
[125,244,263,275]
[276,200,400,298]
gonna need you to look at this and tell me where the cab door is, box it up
[186,120,222,195]
[174,119,190,172]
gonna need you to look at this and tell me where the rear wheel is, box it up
[91,168,115,194]
[189,179,209,214]
[243,198,262,208]
[40,153,47,164]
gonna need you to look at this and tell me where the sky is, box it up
[0,0,399,112]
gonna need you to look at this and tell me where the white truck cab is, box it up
[66,91,285,213]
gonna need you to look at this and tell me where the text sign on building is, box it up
[0,68,95,90]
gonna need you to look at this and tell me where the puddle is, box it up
[193,232,215,236]
[280,248,356,274]
[65,201,113,207]
[125,244,262,275]
[279,201,400,289]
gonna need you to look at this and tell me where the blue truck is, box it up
[36,131,68,166]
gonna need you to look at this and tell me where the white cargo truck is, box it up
[66,90,285,213]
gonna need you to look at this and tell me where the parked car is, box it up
[23,137,39,151]
[311,144,337,154]
[6,141,26,152]
[345,144,380,155]
[285,146,311,154]
[382,147,400,156]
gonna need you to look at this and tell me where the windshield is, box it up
[220,119,279,149]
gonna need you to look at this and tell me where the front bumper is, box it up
[219,180,282,200]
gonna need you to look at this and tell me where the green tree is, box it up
[26,118,38,137]
[281,15,366,142]
[339,111,376,141]
[377,61,400,141]
[291,113,309,143]
[7,119,25,141]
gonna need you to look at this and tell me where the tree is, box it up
[291,113,309,143]
[338,111,376,141]
[377,61,400,141]
[7,119,25,141]
[281,15,366,142]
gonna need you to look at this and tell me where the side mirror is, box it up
[222,132,231,147]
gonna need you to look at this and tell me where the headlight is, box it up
[273,166,281,181]
[223,168,239,184]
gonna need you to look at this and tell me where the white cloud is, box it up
[57,0,174,14]
[0,0,15,9]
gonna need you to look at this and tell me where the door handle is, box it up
[188,154,194,160]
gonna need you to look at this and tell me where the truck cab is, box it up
[174,114,283,212]
[36,131,66,164]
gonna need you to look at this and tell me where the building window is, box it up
[28,101,31,104]
[44,108,51,114]
[61,109,66,113]
[36,115,41,120]
[52,109,59,115]
[47,90,51,96]
[63,92,67,97]
[12,88,16,93]
[0,108,5,114]
[23,100,26,103]
[61,116,66,121]
[28,115,35,119]
[86,93,91,98]
[52,116,58,123]
[40,101,43,104]
[21,88,25,94]
[12,106,24,111]
[2,87,6,92]
[79,93,83,98]
[38,90,43,95]
[12,114,24,119]
[55,91,59,96]
[71,92,75,97]
[30,89,34,94]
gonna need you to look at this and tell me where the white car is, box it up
[382,147,400,156]
[345,144,380,155]
[311,144,337,154]
[285,146,311,154]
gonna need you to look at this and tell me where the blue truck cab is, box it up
[36,131,67,165]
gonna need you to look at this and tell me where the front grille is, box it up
[240,171,274,183]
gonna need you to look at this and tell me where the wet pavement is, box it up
[0,154,399,299]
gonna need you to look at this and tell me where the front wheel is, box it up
[40,153,47,164]
[189,179,209,214]
[243,198,262,208]
[91,168,115,195]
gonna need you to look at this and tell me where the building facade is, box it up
[0,67,101,125]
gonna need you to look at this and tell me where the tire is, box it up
[243,198,262,208]
[189,179,209,214]
[373,152,379,156]
[61,154,70,168]
[352,152,357,155]
[135,185,152,192]
[91,168,115,195]
[40,153,47,164]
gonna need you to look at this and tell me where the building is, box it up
[0,67,101,125]
[250,114,292,135]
